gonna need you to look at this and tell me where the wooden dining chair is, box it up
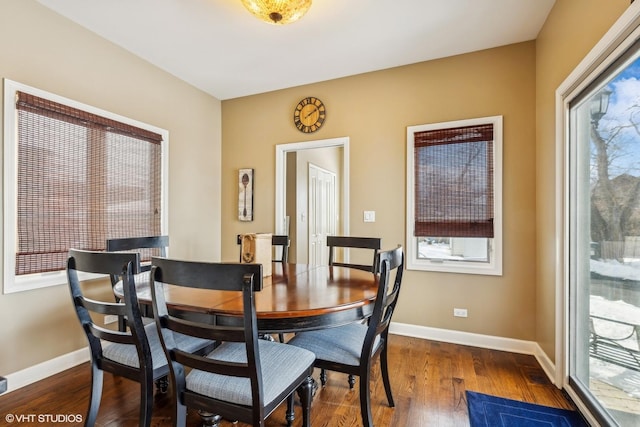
[106,235,169,271]
[66,249,214,427]
[236,234,290,263]
[106,235,169,330]
[236,233,291,343]
[271,234,290,263]
[149,257,315,427]
[327,236,381,273]
[288,245,405,427]
[324,236,382,385]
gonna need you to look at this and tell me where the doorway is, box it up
[308,163,337,265]
[275,137,349,263]
[560,10,640,426]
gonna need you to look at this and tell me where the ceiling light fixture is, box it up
[240,0,312,25]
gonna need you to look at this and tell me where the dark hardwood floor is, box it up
[0,335,579,426]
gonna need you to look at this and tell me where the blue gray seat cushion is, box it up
[103,322,212,370]
[186,340,315,407]
[287,322,381,366]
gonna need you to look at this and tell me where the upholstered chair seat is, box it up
[103,322,212,370]
[186,340,315,407]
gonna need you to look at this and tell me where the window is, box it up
[406,116,502,275]
[3,79,168,293]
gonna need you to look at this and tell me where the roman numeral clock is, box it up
[293,96,326,133]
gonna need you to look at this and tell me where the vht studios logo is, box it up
[5,413,83,424]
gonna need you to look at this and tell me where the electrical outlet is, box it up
[104,315,119,325]
[453,308,468,318]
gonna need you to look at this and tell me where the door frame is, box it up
[275,136,350,247]
[555,4,640,426]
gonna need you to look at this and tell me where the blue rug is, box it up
[466,391,588,426]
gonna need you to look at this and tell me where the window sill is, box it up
[3,270,104,294]
[407,258,502,276]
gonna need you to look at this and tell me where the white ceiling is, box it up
[37,0,555,100]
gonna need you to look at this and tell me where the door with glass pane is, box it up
[568,43,640,426]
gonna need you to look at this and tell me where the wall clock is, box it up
[293,97,326,133]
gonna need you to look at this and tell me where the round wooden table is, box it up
[116,262,379,333]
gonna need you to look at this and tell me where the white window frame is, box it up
[554,5,640,422]
[3,79,169,293]
[406,115,503,275]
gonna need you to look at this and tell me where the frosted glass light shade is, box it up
[241,0,312,25]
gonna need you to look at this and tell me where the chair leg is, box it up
[380,345,395,407]
[139,374,154,427]
[380,350,396,408]
[348,374,356,389]
[155,376,169,393]
[298,375,314,427]
[358,370,373,427]
[285,393,295,426]
[198,411,222,427]
[85,364,103,427]
[320,368,327,386]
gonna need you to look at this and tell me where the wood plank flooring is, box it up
[0,335,579,426]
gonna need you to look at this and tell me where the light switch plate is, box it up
[363,211,375,222]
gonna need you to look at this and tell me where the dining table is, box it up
[114,262,380,334]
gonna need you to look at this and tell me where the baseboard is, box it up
[3,348,89,394]
[3,323,559,395]
[390,322,559,386]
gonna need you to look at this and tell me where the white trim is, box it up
[563,387,601,427]
[554,0,640,419]
[2,79,169,294]
[406,116,503,276]
[2,348,90,394]
[275,136,350,242]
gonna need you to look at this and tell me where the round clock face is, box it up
[294,97,326,133]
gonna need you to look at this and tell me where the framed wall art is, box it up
[238,168,254,221]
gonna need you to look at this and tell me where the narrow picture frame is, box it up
[238,168,254,221]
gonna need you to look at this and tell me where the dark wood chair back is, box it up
[106,235,169,271]
[236,234,290,263]
[327,236,381,273]
[271,234,290,263]
[106,235,169,330]
[149,257,314,426]
[67,249,154,426]
[368,245,405,354]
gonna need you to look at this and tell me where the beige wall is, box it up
[222,1,635,358]
[535,0,630,360]
[222,42,539,340]
[1,0,634,381]
[0,1,222,375]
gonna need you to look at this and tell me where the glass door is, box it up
[568,42,640,426]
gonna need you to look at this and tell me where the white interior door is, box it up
[274,137,350,264]
[308,163,337,266]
